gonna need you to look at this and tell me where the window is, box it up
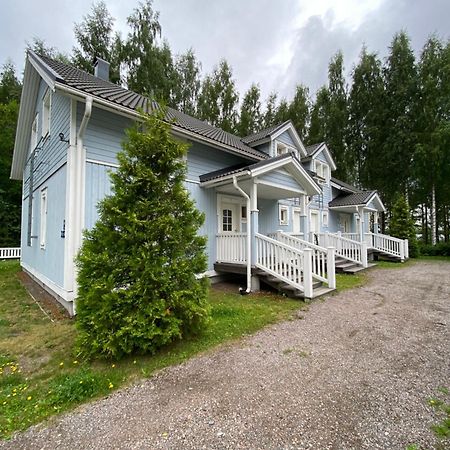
[241,205,247,221]
[42,91,51,137]
[31,114,39,152]
[314,160,330,184]
[40,188,48,249]
[279,205,289,226]
[222,209,232,232]
[322,211,329,227]
[276,142,287,156]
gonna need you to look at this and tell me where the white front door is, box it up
[221,202,239,233]
[340,214,351,233]
[310,210,319,233]
[293,209,302,234]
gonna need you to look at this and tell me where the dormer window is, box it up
[275,141,296,157]
[314,160,330,184]
[42,90,51,138]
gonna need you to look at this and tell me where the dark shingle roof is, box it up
[304,142,324,156]
[330,177,360,193]
[241,121,290,145]
[200,153,293,183]
[329,191,375,208]
[38,54,267,161]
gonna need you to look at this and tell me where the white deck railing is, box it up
[255,233,313,298]
[369,233,407,260]
[0,247,21,259]
[216,233,247,264]
[309,232,367,267]
[270,232,335,288]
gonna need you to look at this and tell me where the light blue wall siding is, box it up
[259,169,303,192]
[186,142,249,181]
[276,130,295,147]
[23,81,70,197]
[258,199,294,234]
[21,165,67,287]
[85,162,116,229]
[184,182,217,270]
[80,105,133,165]
[254,143,271,156]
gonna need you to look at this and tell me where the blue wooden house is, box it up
[11,52,408,315]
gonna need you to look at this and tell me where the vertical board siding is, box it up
[186,142,249,181]
[184,181,217,270]
[23,81,70,198]
[20,165,67,287]
[80,104,133,165]
[259,170,302,191]
[85,162,116,230]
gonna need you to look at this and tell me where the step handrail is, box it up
[317,232,368,268]
[271,232,335,288]
[255,233,313,298]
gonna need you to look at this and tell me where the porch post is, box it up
[250,181,259,290]
[358,207,365,242]
[300,194,308,239]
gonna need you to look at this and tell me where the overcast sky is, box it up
[1,0,449,102]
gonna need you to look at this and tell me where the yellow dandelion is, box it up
[27,396,32,401]
[133,360,137,364]
[59,362,64,367]
[108,382,114,389]
[73,360,78,365]
[12,393,16,397]
[111,364,116,368]
[79,380,83,384]
[2,401,6,405]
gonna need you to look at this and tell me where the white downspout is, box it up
[72,96,93,314]
[232,176,251,294]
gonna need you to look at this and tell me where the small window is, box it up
[279,205,289,226]
[31,114,39,152]
[276,142,287,156]
[322,211,329,227]
[241,205,247,221]
[42,91,51,137]
[40,188,48,249]
[222,209,232,232]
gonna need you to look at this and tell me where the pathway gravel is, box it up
[3,261,450,449]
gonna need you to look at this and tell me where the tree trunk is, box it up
[425,204,429,245]
[431,184,436,245]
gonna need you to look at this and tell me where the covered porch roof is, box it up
[199,153,321,199]
[328,190,386,213]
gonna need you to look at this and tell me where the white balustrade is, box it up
[0,247,21,259]
[255,233,313,298]
[273,232,335,288]
[324,233,367,267]
[370,232,405,260]
[216,233,247,264]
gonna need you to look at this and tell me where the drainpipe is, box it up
[72,96,92,314]
[232,176,251,295]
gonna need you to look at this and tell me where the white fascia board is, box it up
[201,171,251,188]
[251,156,321,196]
[10,61,41,180]
[28,51,58,92]
[271,122,307,157]
[366,192,386,212]
[55,82,264,163]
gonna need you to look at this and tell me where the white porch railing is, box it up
[216,233,247,263]
[269,232,335,288]
[255,233,313,298]
[369,233,408,260]
[0,247,21,259]
[309,232,367,267]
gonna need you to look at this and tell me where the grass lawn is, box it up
[0,260,306,439]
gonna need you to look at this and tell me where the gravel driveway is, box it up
[3,261,450,449]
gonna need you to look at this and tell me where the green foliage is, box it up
[75,110,210,359]
[388,195,419,257]
[237,83,262,136]
[197,59,239,133]
[428,389,450,439]
[0,73,21,246]
[72,1,122,84]
[419,242,450,256]
[171,49,202,116]
[288,84,310,140]
[26,38,70,64]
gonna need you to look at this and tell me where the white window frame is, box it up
[314,160,330,185]
[40,188,48,249]
[42,90,51,138]
[31,113,39,153]
[322,211,329,228]
[275,140,296,157]
[279,205,289,226]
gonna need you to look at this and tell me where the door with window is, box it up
[310,211,319,233]
[340,214,351,233]
[221,203,239,233]
[293,209,302,234]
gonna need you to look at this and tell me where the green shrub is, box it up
[75,110,210,359]
[420,242,450,256]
